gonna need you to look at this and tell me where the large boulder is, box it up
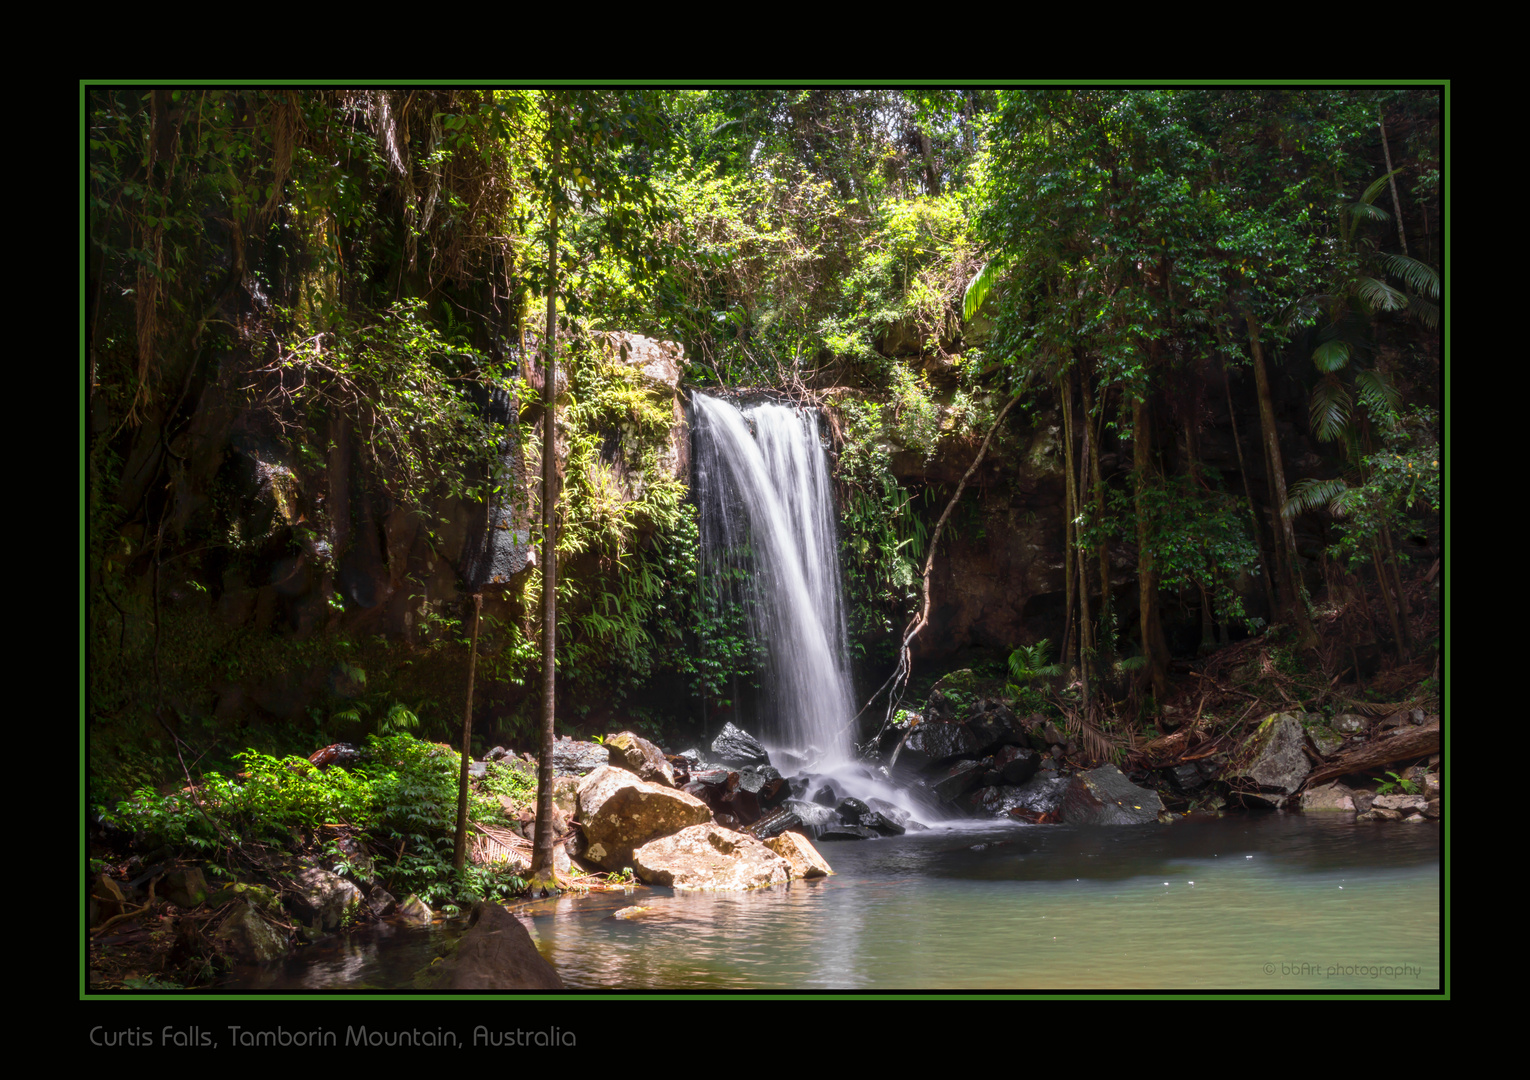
[285,867,364,932]
[413,901,563,990]
[631,824,793,891]
[214,899,290,963]
[895,721,982,771]
[576,765,714,872]
[1229,713,1312,805]
[710,722,771,769]
[550,737,610,776]
[1059,766,1163,826]
[1300,781,1357,814]
[606,731,675,787]
[764,831,834,880]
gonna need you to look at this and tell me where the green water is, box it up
[230,813,1441,991]
[523,813,1441,991]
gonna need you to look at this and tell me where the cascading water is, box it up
[691,394,856,771]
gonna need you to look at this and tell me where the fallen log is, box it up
[1302,722,1440,788]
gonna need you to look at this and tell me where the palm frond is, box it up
[964,259,1004,324]
[1347,201,1391,224]
[1281,293,1331,331]
[1377,252,1440,299]
[1309,374,1352,443]
[1284,477,1351,518]
[1351,276,1408,313]
[1311,339,1351,372]
[1354,367,1402,419]
[1360,169,1402,206]
[1407,294,1440,330]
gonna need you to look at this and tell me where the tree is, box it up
[521,90,670,892]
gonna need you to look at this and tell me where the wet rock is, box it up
[398,894,432,925]
[631,824,793,891]
[811,781,840,806]
[550,737,609,776]
[1358,807,1403,822]
[576,765,713,872]
[710,722,771,769]
[215,900,290,963]
[988,774,1072,817]
[834,797,873,824]
[896,721,982,770]
[1229,713,1311,797]
[369,887,398,916]
[286,867,364,932]
[816,823,881,841]
[764,831,834,879]
[1058,766,1163,825]
[933,759,988,804]
[606,731,675,787]
[1300,782,1357,814]
[413,902,563,990]
[993,745,1042,786]
[1165,763,1206,792]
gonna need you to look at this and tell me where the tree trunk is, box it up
[452,593,483,874]
[1220,352,1279,623]
[1379,104,1409,257]
[1133,391,1170,706]
[1245,312,1318,648]
[1059,371,1078,669]
[529,121,562,890]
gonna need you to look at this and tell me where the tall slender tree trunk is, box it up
[1059,371,1078,670]
[1080,371,1112,669]
[1379,104,1409,257]
[1245,311,1318,648]
[530,123,562,890]
[1220,352,1279,622]
[1132,390,1170,706]
[452,593,483,874]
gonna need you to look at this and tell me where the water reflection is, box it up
[227,815,1440,991]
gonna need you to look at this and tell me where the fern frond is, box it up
[1407,294,1440,330]
[1309,374,1352,442]
[1354,367,1402,418]
[1284,477,1351,518]
[963,259,1004,323]
[1377,252,1440,299]
[1311,339,1351,372]
[1351,276,1408,313]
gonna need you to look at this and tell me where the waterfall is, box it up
[692,394,856,770]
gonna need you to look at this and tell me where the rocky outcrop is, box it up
[631,824,793,891]
[606,731,676,787]
[764,831,834,879]
[575,765,713,872]
[286,867,364,933]
[413,901,563,990]
[1058,766,1163,826]
[1227,712,1311,807]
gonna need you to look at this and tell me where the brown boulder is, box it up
[576,765,713,872]
[632,824,794,891]
[606,731,676,787]
[414,902,563,990]
[764,831,834,880]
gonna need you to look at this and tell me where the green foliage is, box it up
[1375,770,1419,797]
[99,733,532,906]
[1115,472,1262,630]
[832,396,930,652]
